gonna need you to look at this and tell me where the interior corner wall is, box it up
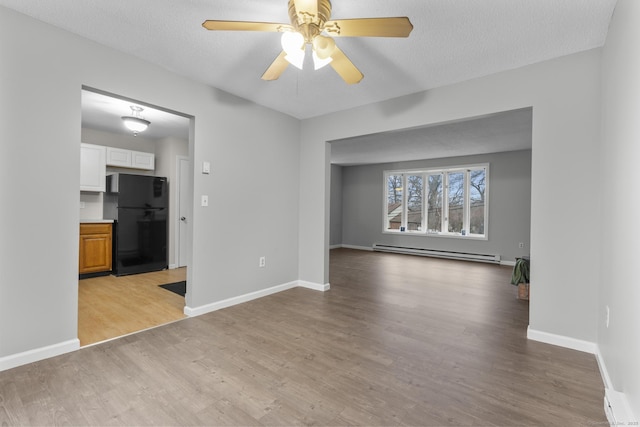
[339,150,531,262]
[300,48,602,345]
[330,164,343,247]
[599,0,640,417]
[0,6,300,363]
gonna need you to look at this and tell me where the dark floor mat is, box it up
[158,281,186,297]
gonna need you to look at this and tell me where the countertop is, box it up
[80,219,114,224]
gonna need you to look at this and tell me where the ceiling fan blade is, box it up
[202,20,292,32]
[329,46,363,85]
[293,0,318,23]
[324,17,413,38]
[261,51,290,81]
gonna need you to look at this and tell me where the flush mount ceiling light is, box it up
[202,0,413,84]
[121,106,150,136]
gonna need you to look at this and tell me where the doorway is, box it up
[79,87,193,346]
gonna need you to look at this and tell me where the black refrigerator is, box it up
[104,173,168,276]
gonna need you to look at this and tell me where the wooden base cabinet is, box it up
[79,223,112,276]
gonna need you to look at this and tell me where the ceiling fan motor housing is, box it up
[288,0,333,42]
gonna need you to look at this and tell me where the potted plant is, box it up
[511,257,530,300]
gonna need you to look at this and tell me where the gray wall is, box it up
[299,48,602,347]
[599,0,640,416]
[330,164,343,247]
[0,6,300,361]
[336,150,531,262]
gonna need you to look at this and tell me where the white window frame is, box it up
[383,163,489,240]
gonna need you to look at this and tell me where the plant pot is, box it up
[517,283,529,301]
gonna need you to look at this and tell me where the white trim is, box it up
[604,388,637,425]
[595,346,614,390]
[595,347,637,424]
[0,339,80,372]
[184,280,329,317]
[340,244,373,251]
[298,281,330,291]
[500,260,516,267]
[526,327,597,354]
[175,155,189,269]
[382,229,489,241]
[526,330,637,423]
[329,244,342,250]
[168,263,177,269]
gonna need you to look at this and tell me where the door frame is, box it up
[175,155,189,268]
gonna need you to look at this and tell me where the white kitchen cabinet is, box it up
[106,147,132,168]
[106,147,154,170]
[80,143,106,192]
[131,151,155,170]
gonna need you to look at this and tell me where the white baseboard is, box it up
[299,281,330,291]
[168,263,177,270]
[595,347,637,424]
[329,244,342,250]
[500,260,516,267]
[604,388,637,424]
[340,244,373,251]
[527,328,638,422]
[184,280,329,317]
[526,327,597,354]
[0,339,80,372]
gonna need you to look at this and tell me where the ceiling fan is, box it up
[202,0,413,84]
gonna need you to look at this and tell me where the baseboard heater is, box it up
[372,244,501,264]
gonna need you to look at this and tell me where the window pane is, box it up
[469,169,486,235]
[427,174,442,232]
[447,172,464,233]
[386,175,403,230]
[407,175,423,231]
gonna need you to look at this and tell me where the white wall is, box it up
[337,150,532,262]
[599,0,640,418]
[300,48,602,345]
[0,6,300,363]
[329,164,343,247]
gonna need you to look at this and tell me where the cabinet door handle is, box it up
[180,217,186,221]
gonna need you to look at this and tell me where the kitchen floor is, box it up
[78,268,187,346]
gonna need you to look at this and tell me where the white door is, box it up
[176,156,190,267]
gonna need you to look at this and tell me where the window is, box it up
[384,164,488,239]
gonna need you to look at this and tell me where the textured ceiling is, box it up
[330,108,532,165]
[81,89,190,140]
[0,0,617,120]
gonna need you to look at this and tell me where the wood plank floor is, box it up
[78,268,187,346]
[1,249,605,425]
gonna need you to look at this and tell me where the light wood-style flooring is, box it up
[78,268,187,346]
[1,249,605,425]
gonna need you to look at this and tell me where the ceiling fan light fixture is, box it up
[312,50,332,70]
[285,50,305,69]
[281,31,304,54]
[281,31,306,69]
[121,106,150,136]
[312,35,335,59]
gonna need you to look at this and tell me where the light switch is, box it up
[202,161,211,174]
[201,195,209,207]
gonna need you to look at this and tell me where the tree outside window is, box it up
[384,165,488,238]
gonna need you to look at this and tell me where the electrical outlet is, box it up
[605,305,610,328]
[201,195,209,207]
[259,256,266,268]
[202,161,211,174]
[518,242,524,249]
